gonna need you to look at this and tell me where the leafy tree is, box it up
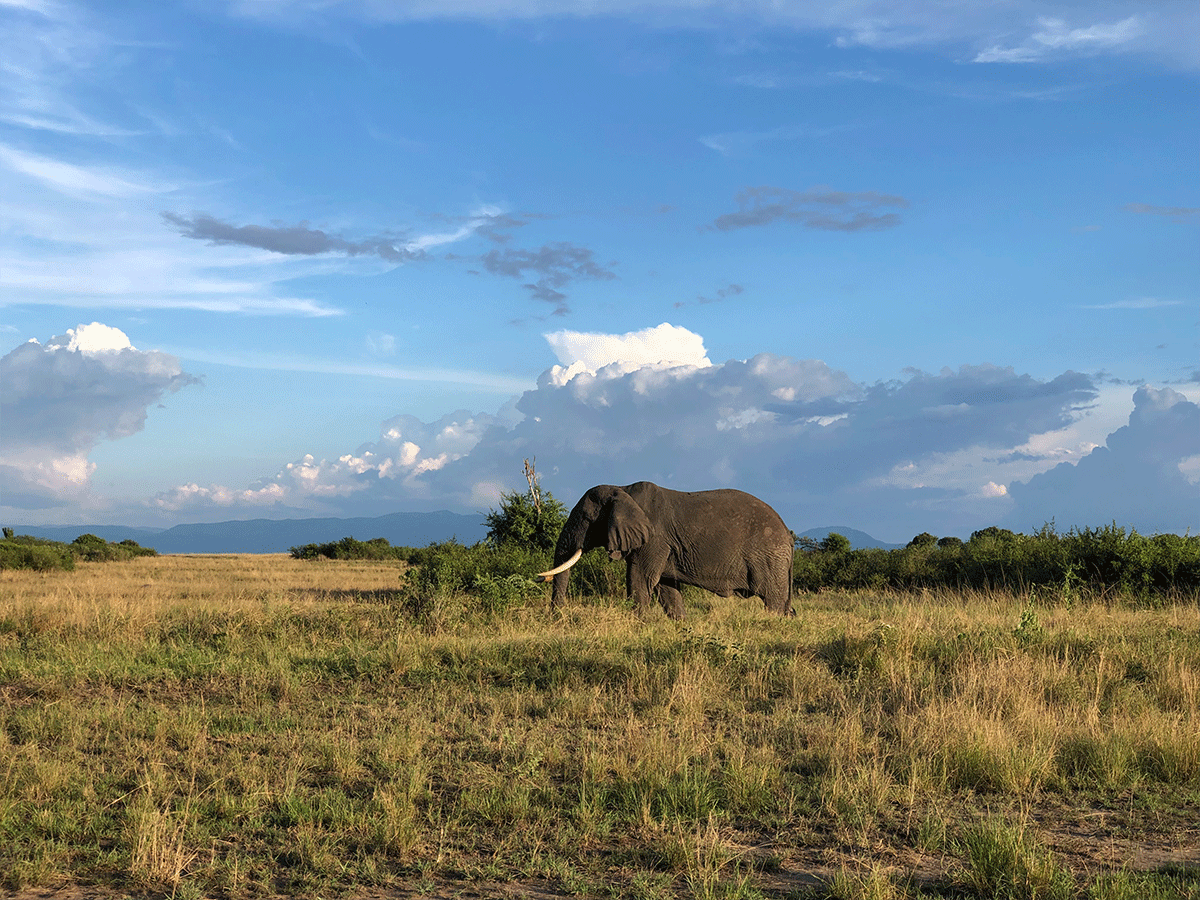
[908,532,938,548]
[483,459,569,552]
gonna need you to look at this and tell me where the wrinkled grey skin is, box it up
[546,481,793,619]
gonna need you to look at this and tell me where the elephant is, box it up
[536,481,793,619]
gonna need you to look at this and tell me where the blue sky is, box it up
[1,0,1197,542]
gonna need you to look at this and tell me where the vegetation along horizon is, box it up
[2,489,1198,899]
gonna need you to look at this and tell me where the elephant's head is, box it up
[536,485,653,608]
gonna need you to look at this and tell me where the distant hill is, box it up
[13,511,489,555]
[796,526,904,551]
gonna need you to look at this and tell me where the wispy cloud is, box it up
[0,143,163,197]
[699,122,853,157]
[1124,202,1200,219]
[710,185,908,232]
[1081,298,1185,310]
[224,1,1198,70]
[160,345,532,393]
[975,15,1142,63]
[675,283,745,309]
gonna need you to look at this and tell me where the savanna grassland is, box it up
[2,554,1199,900]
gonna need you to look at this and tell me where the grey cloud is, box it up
[711,186,908,232]
[1123,202,1200,219]
[420,358,1095,532]
[989,450,1055,464]
[481,242,617,315]
[850,365,1097,452]
[472,213,528,243]
[151,346,1164,540]
[163,211,423,262]
[1006,386,1200,534]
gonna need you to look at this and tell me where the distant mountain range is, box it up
[12,515,901,554]
[795,526,905,550]
[13,511,489,555]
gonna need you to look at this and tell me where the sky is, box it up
[1,0,1197,544]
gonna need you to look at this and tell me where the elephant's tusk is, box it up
[535,548,583,581]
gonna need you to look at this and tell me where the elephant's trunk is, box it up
[551,569,570,609]
[537,548,582,610]
[541,493,599,609]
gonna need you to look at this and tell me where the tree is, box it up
[907,532,938,548]
[969,526,1018,544]
[819,532,851,554]
[483,459,568,551]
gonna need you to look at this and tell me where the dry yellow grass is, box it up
[1,555,1198,898]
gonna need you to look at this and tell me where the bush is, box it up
[484,488,568,552]
[70,533,157,562]
[401,541,551,617]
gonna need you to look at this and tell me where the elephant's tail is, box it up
[787,549,795,616]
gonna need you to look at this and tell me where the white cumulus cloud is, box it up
[543,322,713,386]
[0,323,197,508]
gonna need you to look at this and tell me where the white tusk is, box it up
[535,548,583,582]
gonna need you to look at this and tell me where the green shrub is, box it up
[0,535,75,571]
[0,531,157,570]
[289,536,409,561]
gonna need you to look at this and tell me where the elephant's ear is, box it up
[605,489,652,553]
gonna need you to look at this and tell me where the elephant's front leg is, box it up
[658,578,686,620]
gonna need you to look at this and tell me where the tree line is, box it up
[7,486,1197,603]
[291,489,1200,605]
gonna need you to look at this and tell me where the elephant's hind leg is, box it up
[760,571,793,616]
